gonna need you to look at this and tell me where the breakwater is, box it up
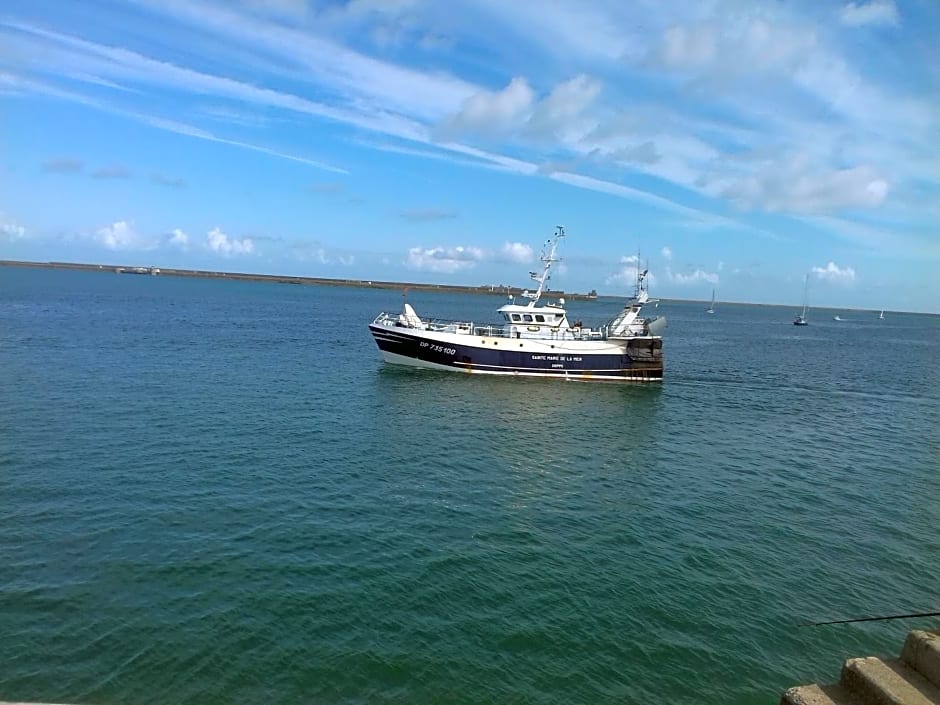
[782,628,940,704]
[0,259,603,301]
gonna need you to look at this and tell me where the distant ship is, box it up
[369,226,666,382]
[116,266,160,275]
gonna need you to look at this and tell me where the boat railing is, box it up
[423,318,473,333]
[472,324,511,338]
[374,312,510,336]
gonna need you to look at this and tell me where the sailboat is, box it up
[706,288,716,314]
[793,274,809,326]
[879,310,885,320]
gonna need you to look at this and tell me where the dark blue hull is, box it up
[369,325,663,381]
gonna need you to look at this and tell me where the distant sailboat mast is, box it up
[706,288,715,314]
[801,277,809,318]
[794,273,809,325]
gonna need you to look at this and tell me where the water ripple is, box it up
[0,270,937,705]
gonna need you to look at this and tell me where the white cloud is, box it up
[1,216,26,241]
[840,0,899,27]
[501,242,534,264]
[660,24,718,68]
[406,245,485,273]
[444,76,534,135]
[656,18,814,76]
[168,228,189,248]
[95,220,155,250]
[526,74,602,139]
[722,155,889,214]
[206,227,255,256]
[291,242,355,266]
[442,74,602,142]
[667,267,720,285]
[661,246,672,260]
[811,261,856,284]
[404,241,534,272]
[606,255,657,288]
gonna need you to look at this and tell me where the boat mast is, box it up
[524,225,565,304]
[633,252,650,305]
[801,274,809,317]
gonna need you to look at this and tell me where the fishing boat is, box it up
[794,274,809,326]
[369,226,666,382]
[706,288,716,314]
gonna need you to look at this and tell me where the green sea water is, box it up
[1,267,938,705]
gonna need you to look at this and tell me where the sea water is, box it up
[1,267,938,705]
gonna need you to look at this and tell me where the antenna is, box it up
[523,225,566,304]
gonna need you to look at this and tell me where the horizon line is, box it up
[1,259,935,316]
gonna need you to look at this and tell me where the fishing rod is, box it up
[801,611,940,627]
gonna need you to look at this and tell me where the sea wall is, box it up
[0,260,603,301]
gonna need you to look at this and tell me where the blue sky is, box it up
[1,0,938,312]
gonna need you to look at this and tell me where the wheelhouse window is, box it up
[535,314,545,322]
[523,314,534,322]
[511,314,521,322]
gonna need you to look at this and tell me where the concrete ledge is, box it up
[781,683,866,705]
[903,631,940,690]
[841,656,940,705]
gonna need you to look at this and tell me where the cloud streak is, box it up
[92,165,132,179]
[407,245,485,273]
[840,0,899,27]
[43,157,83,173]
